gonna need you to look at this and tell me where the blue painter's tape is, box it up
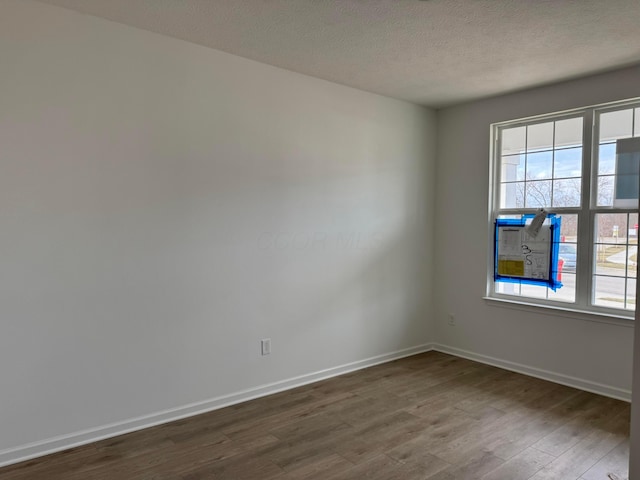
[494,214,563,291]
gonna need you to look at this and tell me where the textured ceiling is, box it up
[36,0,640,107]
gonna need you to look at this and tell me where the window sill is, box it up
[483,296,634,327]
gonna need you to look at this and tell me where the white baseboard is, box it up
[2,342,629,468]
[432,343,631,403]
[0,343,433,468]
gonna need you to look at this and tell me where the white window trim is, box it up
[487,98,640,321]
[483,296,634,328]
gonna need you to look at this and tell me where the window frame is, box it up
[487,98,640,320]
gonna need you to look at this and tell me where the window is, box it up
[489,99,640,317]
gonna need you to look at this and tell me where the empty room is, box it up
[1,1,640,479]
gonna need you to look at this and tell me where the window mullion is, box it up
[575,110,594,309]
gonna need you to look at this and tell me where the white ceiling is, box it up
[37,0,640,108]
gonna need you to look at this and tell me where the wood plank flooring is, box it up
[0,352,630,479]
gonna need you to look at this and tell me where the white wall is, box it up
[0,0,436,464]
[434,66,640,398]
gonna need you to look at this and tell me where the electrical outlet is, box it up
[447,314,456,326]
[261,338,271,356]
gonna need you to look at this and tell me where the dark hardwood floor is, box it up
[0,352,630,479]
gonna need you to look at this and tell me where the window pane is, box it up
[555,117,583,149]
[527,122,554,151]
[520,283,547,299]
[496,282,520,295]
[501,154,524,182]
[594,244,627,277]
[558,243,578,274]
[596,175,615,206]
[552,179,580,207]
[594,213,632,281]
[629,214,638,279]
[548,272,575,303]
[627,278,636,310]
[599,109,633,142]
[630,213,638,244]
[553,147,582,179]
[525,180,551,208]
[526,151,553,180]
[593,275,626,308]
[598,143,616,175]
[595,213,628,242]
[500,182,524,208]
[502,126,526,155]
[559,214,578,242]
